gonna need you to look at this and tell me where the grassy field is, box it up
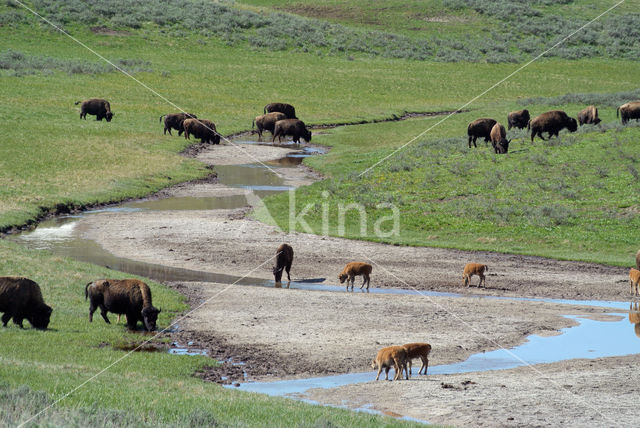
[1,0,639,425]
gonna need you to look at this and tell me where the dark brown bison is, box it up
[467,118,497,148]
[264,102,297,119]
[617,101,640,125]
[75,98,114,122]
[272,119,312,144]
[507,109,530,130]
[254,112,287,141]
[183,118,221,145]
[490,122,510,154]
[528,110,577,142]
[0,276,52,329]
[85,279,160,331]
[577,105,601,126]
[273,243,294,286]
[160,112,197,136]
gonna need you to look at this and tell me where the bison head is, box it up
[29,304,53,329]
[338,273,348,284]
[105,112,114,122]
[213,133,221,145]
[567,117,577,132]
[302,129,312,143]
[141,306,160,331]
[273,265,284,284]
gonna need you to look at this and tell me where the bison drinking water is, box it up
[273,243,294,286]
[467,118,497,148]
[507,109,530,130]
[75,98,114,122]
[253,112,287,141]
[339,262,372,291]
[85,279,160,331]
[528,110,577,142]
[264,102,297,119]
[489,122,510,154]
[160,112,197,136]
[272,119,312,144]
[0,276,52,329]
[183,118,220,145]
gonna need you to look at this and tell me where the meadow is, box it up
[1,0,639,425]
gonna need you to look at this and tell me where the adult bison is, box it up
[577,105,600,126]
[273,243,294,286]
[490,122,510,154]
[160,112,197,136]
[253,112,286,141]
[507,109,530,130]
[183,118,221,145]
[617,101,640,125]
[0,276,52,329]
[528,110,577,142]
[75,98,114,122]
[85,279,160,331]
[467,118,497,148]
[272,119,312,144]
[264,102,297,119]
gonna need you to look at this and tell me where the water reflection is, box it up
[629,302,640,338]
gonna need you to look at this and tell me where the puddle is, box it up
[123,194,249,211]
[168,347,208,356]
[110,342,168,353]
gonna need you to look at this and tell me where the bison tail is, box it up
[84,282,92,300]
[616,107,620,118]
[74,101,82,105]
[252,119,255,130]
[527,120,531,130]
[159,115,165,123]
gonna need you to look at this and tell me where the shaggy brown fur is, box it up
[529,110,578,142]
[75,98,114,122]
[0,276,52,329]
[402,342,432,375]
[273,243,294,285]
[630,269,640,297]
[371,345,409,381]
[253,112,286,141]
[160,112,197,136]
[264,102,297,119]
[507,109,530,130]
[272,119,312,144]
[489,122,510,154]
[338,262,372,291]
[617,101,640,125]
[463,263,488,288]
[467,118,497,148]
[577,105,600,126]
[85,279,160,331]
[183,118,220,145]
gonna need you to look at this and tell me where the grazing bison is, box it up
[528,110,577,142]
[253,112,286,141]
[272,119,312,144]
[577,105,600,126]
[273,243,294,286]
[467,118,497,148]
[75,98,114,121]
[507,109,530,130]
[462,263,488,288]
[371,345,409,381]
[183,118,220,145]
[402,342,432,376]
[339,262,372,291]
[160,112,197,136]
[264,102,297,119]
[617,101,640,125]
[0,276,52,329]
[85,279,161,331]
[490,122,510,154]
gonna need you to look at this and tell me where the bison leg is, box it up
[178,129,183,136]
[126,313,138,330]
[375,365,383,381]
[12,314,24,328]
[285,264,291,282]
[99,305,111,324]
[2,312,11,327]
[420,356,429,375]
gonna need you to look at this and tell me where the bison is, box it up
[467,118,497,148]
[617,101,640,125]
[338,262,372,291]
[183,118,221,145]
[507,109,530,130]
[160,112,197,136]
[577,105,600,126]
[528,110,577,142]
[273,243,294,286]
[264,102,297,119]
[253,112,286,141]
[75,98,114,122]
[490,122,510,154]
[272,119,312,144]
[85,279,161,331]
[462,263,488,288]
[371,345,409,381]
[0,276,52,329]
[402,342,432,376]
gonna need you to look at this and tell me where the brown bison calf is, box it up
[371,345,409,381]
[160,112,197,136]
[264,102,297,119]
[507,109,530,130]
[273,243,294,285]
[577,105,600,126]
[402,342,432,376]
[462,263,488,288]
[183,118,221,145]
[630,269,640,297]
[467,118,497,148]
[253,112,286,141]
[85,279,161,331]
[339,262,372,291]
[272,119,312,144]
[75,98,114,122]
[529,110,577,142]
[0,276,52,329]
[490,122,510,154]
[617,101,640,125]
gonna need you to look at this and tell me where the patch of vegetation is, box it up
[521,89,640,108]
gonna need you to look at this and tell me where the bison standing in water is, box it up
[617,101,640,125]
[490,122,510,154]
[253,112,286,141]
[577,105,601,126]
[467,118,497,148]
[75,98,114,121]
[272,119,312,144]
[529,110,577,142]
[183,118,221,145]
[160,112,197,135]
[0,276,52,329]
[264,102,297,119]
[507,109,530,130]
[85,279,161,331]
[273,243,294,286]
